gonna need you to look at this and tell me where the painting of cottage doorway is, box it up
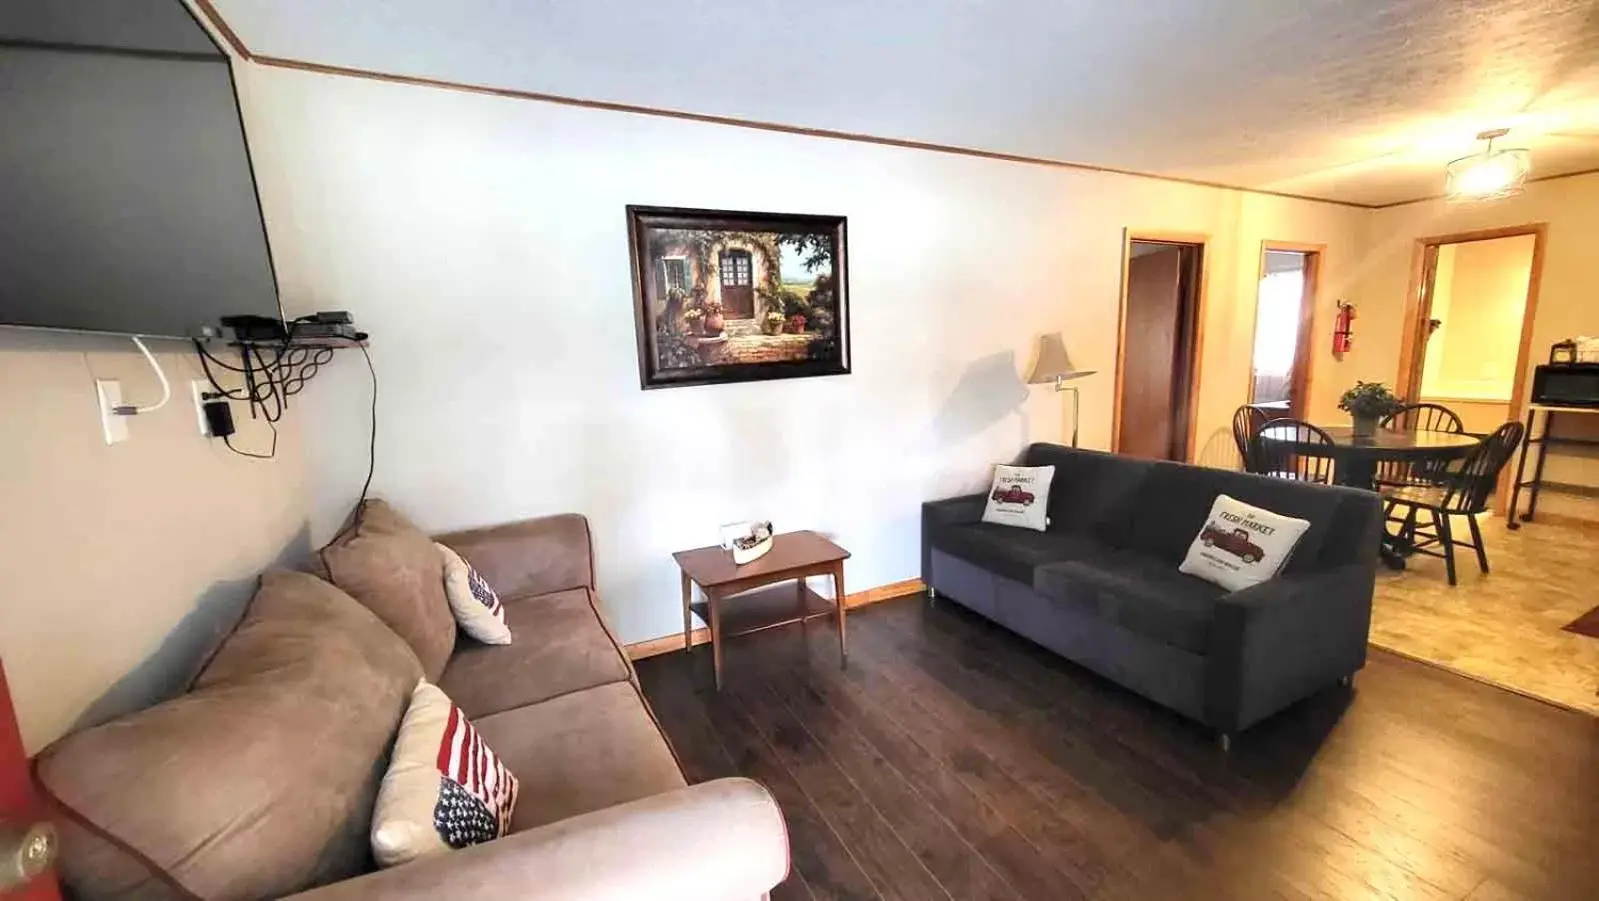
[628,206,851,389]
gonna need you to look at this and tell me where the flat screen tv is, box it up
[0,0,282,338]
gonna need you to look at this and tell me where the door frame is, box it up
[1247,241,1324,419]
[1394,222,1547,513]
[1112,229,1209,462]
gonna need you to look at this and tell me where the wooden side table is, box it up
[673,531,850,689]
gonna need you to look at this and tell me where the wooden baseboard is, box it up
[624,577,925,661]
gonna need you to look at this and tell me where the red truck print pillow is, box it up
[981,464,1055,532]
[1179,494,1311,591]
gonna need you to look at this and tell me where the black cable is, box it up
[222,418,278,460]
[326,342,379,545]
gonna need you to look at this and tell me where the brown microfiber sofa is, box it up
[35,502,789,901]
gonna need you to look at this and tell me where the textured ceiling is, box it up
[208,0,1599,206]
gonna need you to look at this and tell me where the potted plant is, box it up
[702,300,725,338]
[681,306,704,336]
[786,313,807,334]
[761,311,786,336]
[1338,381,1404,437]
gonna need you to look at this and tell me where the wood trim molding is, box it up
[1393,223,1547,514]
[187,0,251,60]
[1113,231,1210,461]
[244,55,1376,209]
[1370,166,1599,210]
[625,577,925,661]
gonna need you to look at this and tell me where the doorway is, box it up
[1401,230,1541,434]
[1114,234,1206,461]
[718,249,754,318]
[1398,225,1544,512]
[1249,245,1320,419]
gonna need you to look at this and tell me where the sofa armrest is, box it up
[282,778,788,901]
[437,513,595,600]
[921,493,988,583]
[923,493,988,527]
[1205,561,1375,732]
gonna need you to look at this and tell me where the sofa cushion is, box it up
[37,570,423,901]
[437,588,632,719]
[926,521,1113,586]
[319,499,457,680]
[472,682,686,833]
[1034,552,1226,654]
[1020,444,1153,545]
[1125,462,1341,572]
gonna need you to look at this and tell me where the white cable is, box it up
[116,335,172,414]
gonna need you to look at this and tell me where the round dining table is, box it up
[1257,425,1482,568]
[1257,425,1482,492]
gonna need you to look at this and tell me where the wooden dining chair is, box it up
[1381,421,1523,585]
[1231,405,1269,473]
[1255,418,1336,484]
[1376,402,1466,488]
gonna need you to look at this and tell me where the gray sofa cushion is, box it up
[1020,444,1153,545]
[1034,552,1226,654]
[1125,462,1344,572]
[927,522,1111,586]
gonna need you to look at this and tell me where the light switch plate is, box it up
[191,380,213,436]
[96,380,129,445]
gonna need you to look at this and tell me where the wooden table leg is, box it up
[680,569,694,653]
[708,590,724,691]
[832,563,847,665]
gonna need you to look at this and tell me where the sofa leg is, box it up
[927,586,938,605]
[1217,733,1232,753]
[1339,674,1354,688]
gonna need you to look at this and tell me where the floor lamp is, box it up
[1026,333,1095,447]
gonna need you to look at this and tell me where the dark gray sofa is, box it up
[921,443,1382,741]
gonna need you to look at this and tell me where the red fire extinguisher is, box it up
[1332,301,1355,359]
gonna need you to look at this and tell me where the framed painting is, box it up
[627,205,851,389]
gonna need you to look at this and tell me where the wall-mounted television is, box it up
[0,0,282,339]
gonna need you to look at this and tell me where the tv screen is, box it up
[0,2,281,338]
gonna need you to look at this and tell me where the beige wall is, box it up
[1346,172,1599,515]
[239,63,1370,645]
[0,331,308,752]
[1419,235,1534,401]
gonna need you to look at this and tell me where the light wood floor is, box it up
[1371,514,1599,715]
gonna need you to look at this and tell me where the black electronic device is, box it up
[0,0,282,338]
[1529,363,1599,409]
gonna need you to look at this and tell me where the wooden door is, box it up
[718,250,754,318]
[1118,245,1185,459]
[0,662,59,901]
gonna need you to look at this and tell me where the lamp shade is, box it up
[1026,333,1094,384]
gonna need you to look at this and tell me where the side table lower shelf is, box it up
[691,582,836,640]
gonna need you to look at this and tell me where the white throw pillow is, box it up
[436,543,512,645]
[981,464,1055,532]
[371,680,520,868]
[1179,494,1311,592]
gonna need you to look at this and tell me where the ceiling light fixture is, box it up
[1444,128,1531,201]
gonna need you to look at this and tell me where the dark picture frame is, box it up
[627,205,851,389]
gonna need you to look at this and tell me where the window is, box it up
[660,257,688,294]
[719,251,751,286]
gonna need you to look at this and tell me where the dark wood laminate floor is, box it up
[636,595,1599,901]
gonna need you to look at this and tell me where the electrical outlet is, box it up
[96,380,129,445]
[191,379,213,436]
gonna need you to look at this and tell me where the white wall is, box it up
[0,332,308,752]
[237,64,1368,644]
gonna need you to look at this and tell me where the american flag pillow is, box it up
[435,542,512,645]
[371,681,520,868]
